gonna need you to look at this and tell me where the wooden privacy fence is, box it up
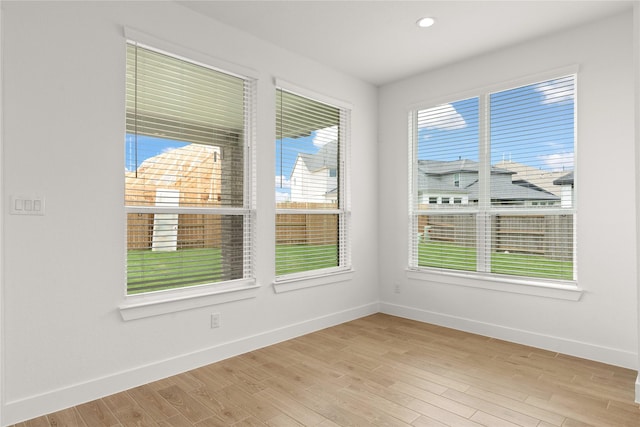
[127,213,223,250]
[276,202,338,246]
[418,212,573,261]
[128,202,339,250]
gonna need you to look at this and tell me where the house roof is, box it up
[553,171,574,185]
[494,160,569,196]
[465,179,560,202]
[295,140,337,174]
[417,159,560,202]
[418,159,512,176]
[125,143,222,205]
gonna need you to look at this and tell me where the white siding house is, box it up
[290,140,338,203]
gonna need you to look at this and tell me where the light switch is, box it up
[10,196,45,215]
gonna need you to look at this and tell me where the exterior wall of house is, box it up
[290,164,337,203]
[0,2,379,424]
[559,185,574,208]
[379,10,637,371]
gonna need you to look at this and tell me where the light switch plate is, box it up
[10,195,45,215]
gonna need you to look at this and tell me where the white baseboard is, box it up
[636,374,640,404]
[380,302,638,370]
[3,302,379,426]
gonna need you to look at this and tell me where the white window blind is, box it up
[125,42,255,294]
[275,88,350,279]
[410,75,576,282]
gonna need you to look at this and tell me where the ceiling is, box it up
[179,1,634,86]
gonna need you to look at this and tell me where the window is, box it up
[409,74,576,283]
[125,42,255,295]
[275,87,350,280]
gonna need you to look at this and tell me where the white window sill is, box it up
[406,268,583,301]
[119,279,259,321]
[273,269,354,293]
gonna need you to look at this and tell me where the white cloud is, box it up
[534,78,574,105]
[275,175,291,189]
[313,126,338,147]
[418,104,466,130]
[539,152,574,171]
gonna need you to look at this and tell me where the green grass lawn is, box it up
[128,244,339,293]
[128,241,572,294]
[275,244,339,276]
[419,241,573,281]
[127,247,224,294]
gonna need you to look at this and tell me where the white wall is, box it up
[0,1,378,424]
[379,11,637,370]
[634,0,640,404]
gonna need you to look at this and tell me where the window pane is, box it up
[417,214,477,272]
[491,214,574,280]
[415,98,479,208]
[410,74,576,283]
[275,88,348,279]
[276,90,340,208]
[127,213,244,293]
[276,213,339,275]
[490,76,575,208]
[125,43,252,295]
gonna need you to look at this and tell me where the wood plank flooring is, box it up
[11,314,640,426]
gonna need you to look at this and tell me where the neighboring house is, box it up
[418,159,560,206]
[290,140,338,203]
[493,160,569,198]
[553,171,575,207]
[125,143,222,250]
[126,143,222,206]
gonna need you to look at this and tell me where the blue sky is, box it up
[125,134,188,172]
[418,77,575,172]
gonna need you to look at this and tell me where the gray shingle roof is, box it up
[464,179,560,202]
[418,159,560,202]
[553,171,574,185]
[417,159,512,175]
[296,140,337,173]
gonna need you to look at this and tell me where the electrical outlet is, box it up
[211,313,221,329]
[394,282,401,294]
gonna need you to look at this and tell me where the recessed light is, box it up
[417,17,435,28]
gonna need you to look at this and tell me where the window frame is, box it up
[119,28,258,319]
[407,66,582,298]
[273,80,353,291]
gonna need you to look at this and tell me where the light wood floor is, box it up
[11,313,640,427]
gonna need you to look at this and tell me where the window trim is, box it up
[406,268,583,301]
[408,66,580,290]
[121,29,257,315]
[273,80,353,290]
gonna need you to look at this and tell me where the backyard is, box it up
[127,244,339,294]
[128,240,572,294]
[418,240,574,280]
